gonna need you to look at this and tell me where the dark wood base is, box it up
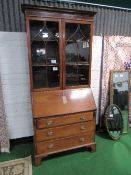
[90,143,96,152]
[34,157,42,166]
[34,144,96,166]
[35,155,48,166]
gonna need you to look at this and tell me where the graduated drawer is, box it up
[35,112,94,129]
[35,120,95,142]
[36,132,94,155]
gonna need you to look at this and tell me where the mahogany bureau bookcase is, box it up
[22,4,96,166]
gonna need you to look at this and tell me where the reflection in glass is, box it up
[78,65,89,85]
[105,104,123,140]
[65,23,90,86]
[66,65,77,86]
[33,66,59,89]
[30,20,60,89]
[47,66,59,87]
[33,67,46,89]
[111,71,129,133]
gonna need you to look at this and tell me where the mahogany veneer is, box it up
[33,88,96,165]
[22,4,96,166]
[32,88,96,117]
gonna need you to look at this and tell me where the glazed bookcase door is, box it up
[29,19,61,90]
[64,20,91,88]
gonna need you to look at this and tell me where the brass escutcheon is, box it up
[80,116,86,120]
[80,126,86,130]
[79,137,85,142]
[47,131,54,136]
[47,121,53,126]
[48,143,54,149]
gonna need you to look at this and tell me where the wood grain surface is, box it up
[32,88,96,118]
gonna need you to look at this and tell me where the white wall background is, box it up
[91,36,102,124]
[0,32,33,139]
[0,32,102,139]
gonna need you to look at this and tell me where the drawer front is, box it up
[35,120,95,142]
[36,112,94,129]
[36,132,95,155]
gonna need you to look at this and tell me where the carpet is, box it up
[0,156,32,175]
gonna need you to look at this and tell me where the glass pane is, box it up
[33,67,47,89]
[47,66,59,87]
[78,65,89,85]
[112,72,129,133]
[46,42,59,64]
[30,20,60,89]
[65,23,90,86]
[33,66,59,89]
[32,42,46,65]
[66,65,78,86]
[30,21,59,41]
[105,104,123,140]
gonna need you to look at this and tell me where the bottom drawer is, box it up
[36,132,95,155]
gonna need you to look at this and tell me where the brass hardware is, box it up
[47,121,53,126]
[80,137,85,142]
[80,126,86,130]
[80,116,86,120]
[47,131,54,136]
[48,143,54,149]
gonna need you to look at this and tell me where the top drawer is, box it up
[35,112,94,129]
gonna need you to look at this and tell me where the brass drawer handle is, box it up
[80,137,86,142]
[46,121,53,126]
[48,143,54,149]
[80,116,86,120]
[80,126,86,130]
[47,131,54,136]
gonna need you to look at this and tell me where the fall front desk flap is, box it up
[32,88,96,118]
